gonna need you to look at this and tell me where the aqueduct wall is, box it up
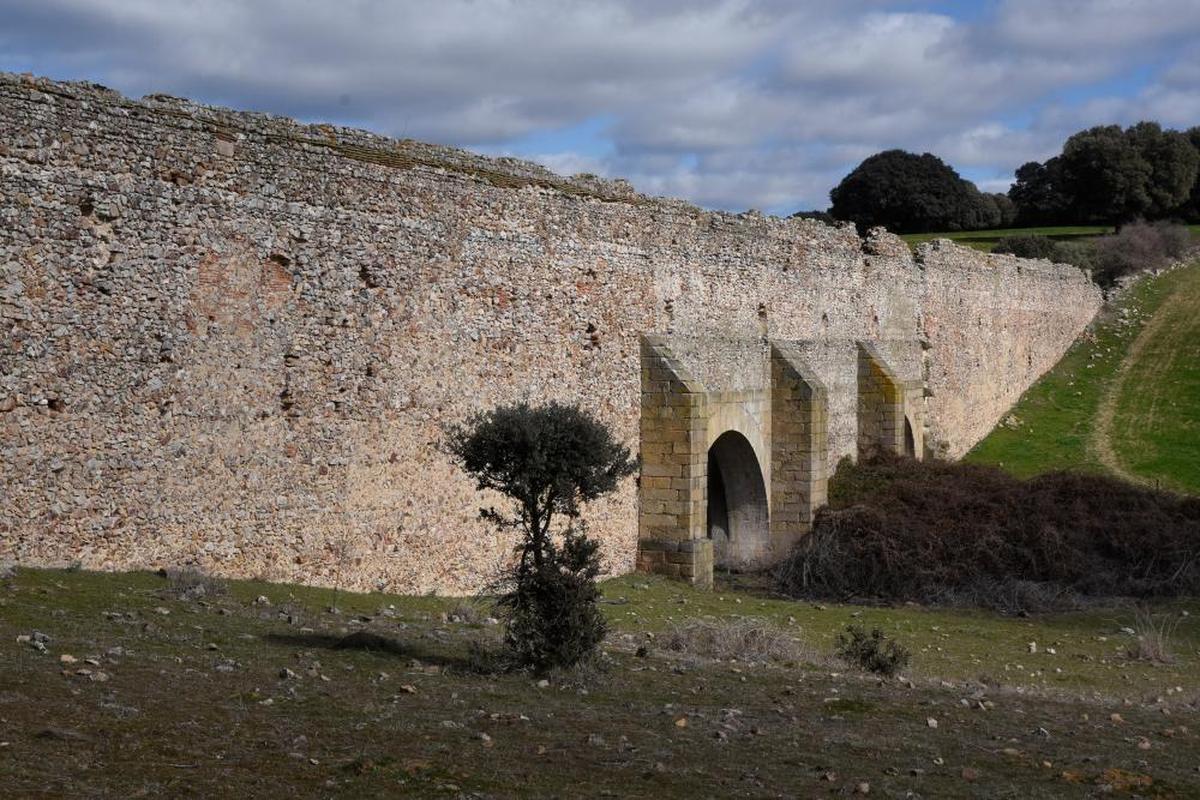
[0,74,1103,592]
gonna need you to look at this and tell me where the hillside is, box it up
[967,261,1200,494]
[901,226,1114,252]
[1105,263,1200,493]
[900,225,1200,252]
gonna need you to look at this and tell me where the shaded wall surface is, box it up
[0,75,1103,592]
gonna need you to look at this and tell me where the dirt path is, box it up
[1091,264,1200,487]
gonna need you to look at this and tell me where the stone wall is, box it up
[916,240,1103,458]
[0,74,1103,592]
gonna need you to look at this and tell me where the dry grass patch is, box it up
[443,599,490,625]
[661,617,819,665]
[159,567,228,601]
[1127,607,1183,664]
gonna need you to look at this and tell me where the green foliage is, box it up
[989,192,1018,227]
[1011,122,1200,226]
[992,234,1064,262]
[992,233,1099,273]
[839,120,1200,231]
[901,224,1115,252]
[1061,124,1154,223]
[829,149,994,234]
[1010,158,1072,226]
[1052,240,1097,272]
[1184,127,1200,223]
[1126,122,1200,219]
[984,223,1193,285]
[835,625,911,676]
[444,401,637,531]
[790,209,837,225]
[444,401,636,671]
[499,530,608,672]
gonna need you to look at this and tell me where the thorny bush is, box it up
[777,455,1200,612]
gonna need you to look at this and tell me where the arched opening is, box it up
[707,430,769,569]
[904,416,916,458]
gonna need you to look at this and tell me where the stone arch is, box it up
[707,430,770,569]
[704,402,769,480]
[636,335,829,589]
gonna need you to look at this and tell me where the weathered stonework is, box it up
[857,342,924,459]
[769,344,830,551]
[0,74,1103,592]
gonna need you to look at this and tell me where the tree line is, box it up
[814,122,1200,234]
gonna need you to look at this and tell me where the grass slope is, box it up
[2,567,1199,798]
[901,225,1200,253]
[964,268,1181,478]
[1107,264,1200,493]
[902,225,1114,252]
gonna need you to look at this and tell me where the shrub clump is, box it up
[993,234,1065,262]
[499,531,607,671]
[835,625,911,676]
[662,618,814,664]
[445,401,636,672]
[993,223,1195,286]
[160,567,228,601]
[1091,220,1195,285]
[777,455,1200,612]
[1126,607,1183,664]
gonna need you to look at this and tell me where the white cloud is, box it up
[1,0,1196,212]
[993,0,1200,53]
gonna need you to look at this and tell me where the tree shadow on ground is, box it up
[263,630,508,674]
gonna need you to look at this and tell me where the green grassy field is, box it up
[901,224,1200,253]
[1108,264,1200,493]
[965,262,1199,492]
[2,567,1199,798]
[902,225,1115,252]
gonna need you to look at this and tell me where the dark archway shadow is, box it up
[707,430,769,569]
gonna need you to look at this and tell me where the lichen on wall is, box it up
[0,73,1102,592]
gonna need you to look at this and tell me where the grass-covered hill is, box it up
[966,260,1200,495]
[901,225,1116,252]
[900,224,1200,253]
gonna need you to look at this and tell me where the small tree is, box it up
[445,401,637,671]
[829,149,993,234]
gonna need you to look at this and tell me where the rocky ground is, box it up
[1,567,1198,798]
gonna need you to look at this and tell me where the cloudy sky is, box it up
[3,0,1199,214]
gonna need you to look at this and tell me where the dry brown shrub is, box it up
[1092,221,1195,285]
[444,600,487,625]
[1126,607,1182,664]
[662,618,817,664]
[777,455,1200,611]
[161,568,228,601]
